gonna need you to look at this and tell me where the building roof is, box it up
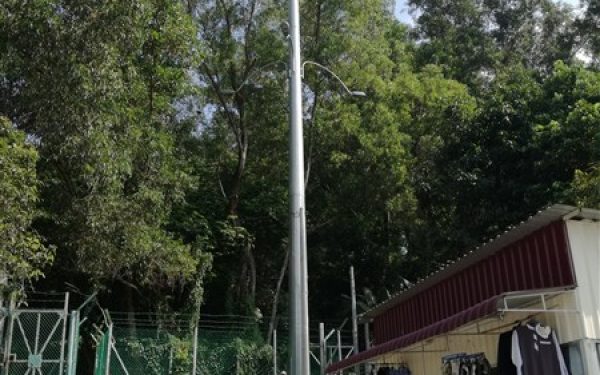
[328,294,504,373]
[361,204,600,321]
[327,288,578,373]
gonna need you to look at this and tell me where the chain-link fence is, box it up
[93,313,275,375]
[0,293,279,375]
[5,309,67,375]
[0,293,355,375]
[0,292,83,375]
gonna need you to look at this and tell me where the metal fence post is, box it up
[336,330,342,375]
[105,324,113,375]
[192,324,198,375]
[59,293,70,375]
[66,310,80,375]
[3,297,15,375]
[319,323,326,375]
[363,323,370,375]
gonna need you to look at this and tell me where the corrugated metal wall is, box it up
[373,221,575,344]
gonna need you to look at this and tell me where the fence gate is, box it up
[2,297,69,375]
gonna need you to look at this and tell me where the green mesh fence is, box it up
[94,314,276,375]
[111,326,193,375]
[0,293,72,375]
[94,329,110,375]
[194,330,272,375]
[0,301,350,375]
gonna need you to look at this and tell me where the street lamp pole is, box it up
[287,0,310,374]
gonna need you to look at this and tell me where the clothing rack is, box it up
[477,314,538,335]
[372,362,411,375]
[442,352,492,375]
[442,352,487,363]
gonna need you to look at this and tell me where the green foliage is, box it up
[410,0,577,83]
[187,0,290,314]
[293,2,478,314]
[406,60,600,274]
[231,339,272,375]
[0,117,53,293]
[1,0,599,331]
[124,335,193,375]
[575,0,600,67]
[410,0,497,82]
[571,166,600,208]
[0,0,210,308]
[117,328,271,375]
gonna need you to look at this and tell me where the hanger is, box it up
[527,318,542,326]
[513,314,537,328]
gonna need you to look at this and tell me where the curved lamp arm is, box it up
[301,61,366,97]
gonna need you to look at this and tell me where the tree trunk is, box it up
[246,241,256,307]
[227,142,247,216]
[126,283,136,337]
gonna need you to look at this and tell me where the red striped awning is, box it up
[326,295,501,373]
[372,221,574,344]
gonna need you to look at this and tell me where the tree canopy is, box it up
[0,0,599,328]
[0,117,53,295]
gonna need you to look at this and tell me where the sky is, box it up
[394,0,582,24]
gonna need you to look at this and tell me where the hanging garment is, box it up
[443,353,491,375]
[443,361,453,375]
[511,322,569,375]
[497,330,517,375]
[472,355,491,375]
[443,353,467,375]
[442,360,461,375]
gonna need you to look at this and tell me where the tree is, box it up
[187,0,288,315]
[0,0,209,310]
[576,0,600,67]
[409,0,577,84]
[187,0,478,321]
[300,10,477,315]
[0,117,53,295]
[409,65,544,266]
[536,62,600,204]
[484,0,576,71]
[410,0,496,83]
[571,166,600,207]
[406,61,600,276]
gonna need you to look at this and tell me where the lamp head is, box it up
[350,90,367,97]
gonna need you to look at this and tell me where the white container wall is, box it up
[567,219,600,374]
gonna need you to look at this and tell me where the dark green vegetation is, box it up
[0,0,599,329]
